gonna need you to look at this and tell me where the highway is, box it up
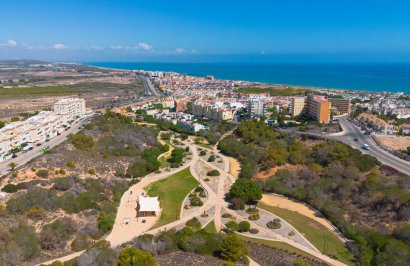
[0,117,89,176]
[329,117,410,174]
[141,75,161,97]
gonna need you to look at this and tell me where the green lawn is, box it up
[238,235,326,262]
[147,167,198,228]
[203,220,217,234]
[258,202,355,265]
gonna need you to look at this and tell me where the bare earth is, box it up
[375,135,410,151]
[255,164,304,179]
[227,156,240,179]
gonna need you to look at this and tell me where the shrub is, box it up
[249,228,259,234]
[98,212,115,234]
[53,176,73,191]
[69,133,95,150]
[246,207,259,214]
[185,217,202,230]
[266,218,281,229]
[88,168,96,175]
[199,150,206,156]
[1,184,18,193]
[190,196,204,207]
[229,178,262,204]
[248,213,260,221]
[71,234,92,251]
[225,221,238,231]
[36,169,49,178]
[238,221,251,232]
[59,168,66,175]
[25,206,46,220]
[66,161,76,168]
[12,172,17,177]
[207,170,220,176]
[12,225,41,260]
[194,186,204,193]
[220,234,247,262]
[207,155,216,162]
[118,247,156,266]
[222,213,233,219]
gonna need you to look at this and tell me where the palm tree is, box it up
[8,162,17,172]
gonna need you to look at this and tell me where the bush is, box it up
[238,221,251,232]
[1,183,18,193]
[220,234,247,262]
[53,176,73,191]
[66,161,76,168]
[12,225,41,260]
[194,186,204,193]
[225,221,238,231]
[266,218,281,229]
[190,196,203,207]
[185,218,202,230]
[248,213,260,221]
[71,234,92,251]
[88,168,96,175]
[25,206,46,220]
[222,213,233,219]
[199,150,207,156]
[118,247,156,266]
[207,170,220,176]
[69,133,95,150]
[207,155,216,162]
[249,228,259,234]
[36,169,49,178]
[98,212,115,234]
[12,172,17,177]
[59,168,66,175]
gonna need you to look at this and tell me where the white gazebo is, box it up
[136,196,160,218]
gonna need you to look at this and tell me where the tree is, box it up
[220,234,247,262]
[229,179,262,204]
[238,221,250,232]
[8,162,17,172]
[118,247,156,266]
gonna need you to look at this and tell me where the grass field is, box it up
[258,202,355,265]
[0,86,81,96]
[147,167,198,228]
[203,220,217,234]
[238,235,327,263]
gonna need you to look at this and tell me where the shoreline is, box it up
[82,62,410,95]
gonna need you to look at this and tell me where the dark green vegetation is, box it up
[258,202,354,265]
[1,176,131,265]
[228,178,262,209]
[118,247,156,266]
[147,167,198,228]
[218,120,410,266]
[68,133,95,151]
[235,87,311,96]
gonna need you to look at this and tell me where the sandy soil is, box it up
[260,194,346,242]
[227,156,240,179]
[375,135,410,151]
[255,164,304,179]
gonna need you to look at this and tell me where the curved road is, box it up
[331,117,410,174]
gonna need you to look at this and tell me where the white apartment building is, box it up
[248,99,266,117]
[0,98,86,161]
[54,98,86,123]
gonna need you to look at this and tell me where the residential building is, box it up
[357,113,397,135]
[307,95,331,123]
[54,98,86,122]
[248,99,266,117]
[290,97,307,117]
[329,98,351,114]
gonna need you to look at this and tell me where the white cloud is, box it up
[88,45,104,50]
[0,39,17,47]
[137,42,152,50]
[190,49,198,54]
[52,43,67,50]
[175,48,186,54]
[110,45,123,50]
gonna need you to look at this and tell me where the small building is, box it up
[136,196,160,218]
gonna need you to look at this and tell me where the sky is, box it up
[1,0,410,62]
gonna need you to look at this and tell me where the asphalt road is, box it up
[0,117,89,176]
[330,117,410,174]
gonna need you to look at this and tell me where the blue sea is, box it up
[85,62,410,94]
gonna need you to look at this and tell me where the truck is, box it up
[362,144,370,150]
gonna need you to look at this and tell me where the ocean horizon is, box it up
[85,62,410,94]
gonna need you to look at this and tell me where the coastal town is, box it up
[0,62,409,266]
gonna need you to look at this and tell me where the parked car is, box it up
[11,154,17,158]
[45,139,50,142]
[36,143,42,146]
[354,137,359,141]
